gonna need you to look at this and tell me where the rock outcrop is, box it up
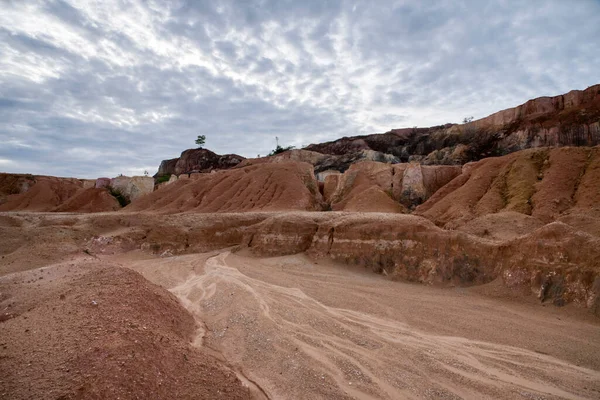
[325,161,462,211]
[240,148,400,174]
[306,84,600,165]
[156,148,245,178]
[95,177,111,189]
[109,176,154,202]
[156,158,179,177]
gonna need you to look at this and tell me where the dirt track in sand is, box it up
[122,250,600,400]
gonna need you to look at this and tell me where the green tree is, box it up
[195,135,206,148]
[268,136,294,156]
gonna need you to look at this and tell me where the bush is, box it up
[108,187,130,207]
[155,174,171,184]
[268,145,294,156]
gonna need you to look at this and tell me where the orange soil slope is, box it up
[416,146,600,227]
[127,162,324,213]
[0,174,119,213]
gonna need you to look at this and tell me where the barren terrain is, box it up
[128,249,600,399]
[1,211,599,399]
[1,141,600,399]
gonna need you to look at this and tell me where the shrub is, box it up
[268,145,294,156]
[155,174,171,184]
[108,187,130,207]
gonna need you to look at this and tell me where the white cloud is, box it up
[0,0,598,178]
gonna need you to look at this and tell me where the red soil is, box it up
[0,174,118,213]
[0,261,249,399]
[128,162,324,213]
[417,146,600,227]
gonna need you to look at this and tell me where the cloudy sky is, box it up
[1,0,599,178]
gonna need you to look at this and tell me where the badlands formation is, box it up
[1,85,600,399]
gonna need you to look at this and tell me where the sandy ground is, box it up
[118,250,600,400]
[1,210,599,399]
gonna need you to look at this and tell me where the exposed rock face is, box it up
[95,177,111,189]
[244,213,332,256]
[109,176,154,202]
[238,149,328,167]
[155,149,245,177]
[306,84,600,165]
[475,85,600,129]
[323,174,341,202]
[157,158,178,176]
[305,214,600,310]
[308,214,500,285]
[315,169,340,182]
[6,209,596,312]
[242,148,401,174]
[325,161,462,211]
[313,150,400,173]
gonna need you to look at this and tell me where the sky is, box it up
[1,0,599,178]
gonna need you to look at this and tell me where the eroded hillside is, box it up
[306,84,600,164]
[416,147,600,227]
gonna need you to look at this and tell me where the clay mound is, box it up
[326,161,461,212]
[128,162,324,213]
[53,187,121,212]
[0,174,119,213]
[417,146,600,227]
[0,263,249,399]
[0,174,84,212]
